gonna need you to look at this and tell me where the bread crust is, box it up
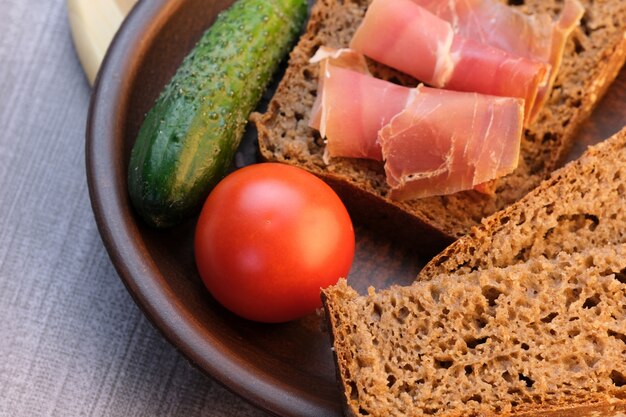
[320,284,361,417]
[297,170,456,257]
[550,24,626,169]
[252,0,626,248]
[514,402,626,417]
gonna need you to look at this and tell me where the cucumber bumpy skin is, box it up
[128,0,308,227]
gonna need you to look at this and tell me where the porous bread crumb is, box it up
[323,245,626,417]
[252,0,626,242]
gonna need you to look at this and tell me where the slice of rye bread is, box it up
[419,126,626,279]
[252,0,626,251]
[321,245,626,417]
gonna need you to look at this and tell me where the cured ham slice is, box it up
[380,86,523,200]
[308,48,524,199]
[350,0,549,125]
[309,48,414,161]
[411,0,584,123]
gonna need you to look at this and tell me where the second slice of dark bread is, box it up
[252,0,626,251]
[322,246,626,417]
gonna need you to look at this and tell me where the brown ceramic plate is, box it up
[85,0,626,416]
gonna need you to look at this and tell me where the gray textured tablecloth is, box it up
[0,1,269,415]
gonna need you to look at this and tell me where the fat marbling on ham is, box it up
[411,0,584,124]
[350,0,550,126]
[308,48,524,199]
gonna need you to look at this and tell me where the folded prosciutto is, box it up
[309,48,414,161]
[308,49,524,199]
[411,0,584,123]
[381,88,523,200]
[350,0,550,126]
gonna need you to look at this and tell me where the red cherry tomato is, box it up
[194,163,355,323]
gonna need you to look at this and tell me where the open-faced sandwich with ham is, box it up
[309,47,524,199]
[252,0,626,249]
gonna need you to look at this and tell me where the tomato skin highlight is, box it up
[194,163,355,323]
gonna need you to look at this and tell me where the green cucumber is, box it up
[128,0,307,227]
